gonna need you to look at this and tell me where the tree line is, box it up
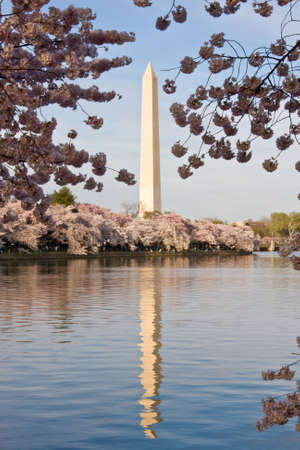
[245,213,300,239]
[50,187,300,242]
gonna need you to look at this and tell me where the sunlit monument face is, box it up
[139,62,162,218]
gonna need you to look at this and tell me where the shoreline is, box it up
[0,249,252,261]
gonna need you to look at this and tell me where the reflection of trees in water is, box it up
[0,255,257,332]
[4,253,289,339]
[103,254,255,269]
[138,267,163,439]
[253,253,292,269]
[0,258,166,437]
[0,259,138,332]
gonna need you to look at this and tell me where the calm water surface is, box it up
[0,253,300,449]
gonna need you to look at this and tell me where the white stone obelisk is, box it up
[139,62,161,218]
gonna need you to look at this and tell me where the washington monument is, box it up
[139,62,161,218]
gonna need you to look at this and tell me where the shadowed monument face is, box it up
[139,62,162,218]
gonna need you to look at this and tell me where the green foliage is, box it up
[270,212,300,238]
[288,212,300,237]
[143,210,161,219]
[205,218,226,224]
[245,219,270,237]
[51,187,76,207]
[270,212,290,237]
[211,218,225,225]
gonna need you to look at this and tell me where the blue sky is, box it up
[47,0,299,222]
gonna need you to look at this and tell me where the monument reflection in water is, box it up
[138,267,163,439]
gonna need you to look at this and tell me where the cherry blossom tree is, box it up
[0,201,254,255]
[134,0,300,183]
[0,0,136,225]
[257,336,300,432]
[50,204,125,255]
[133,0,300,268]
[0,201,46,250]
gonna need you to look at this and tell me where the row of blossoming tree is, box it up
[133,0,300,269]
[0,0,299,266]
[0,0,136,228]
[0,201,255,255]
[1,1,299,211]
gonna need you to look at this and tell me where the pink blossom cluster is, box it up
[262,366,295,381]
[0,201,47,250]
[0,202,254,255]
[155,5,187,31]
[164,30,300,195]
[134,1,300,201]
[257,336,300,433]
[134,0,293,20]
[0,1,136,220]
[256,393,300,432]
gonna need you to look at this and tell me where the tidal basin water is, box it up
[1,253,300,450]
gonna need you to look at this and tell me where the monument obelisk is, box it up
[139,62,161,218]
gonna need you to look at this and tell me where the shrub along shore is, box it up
[0,202,255,256]
[0,249,252,261]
